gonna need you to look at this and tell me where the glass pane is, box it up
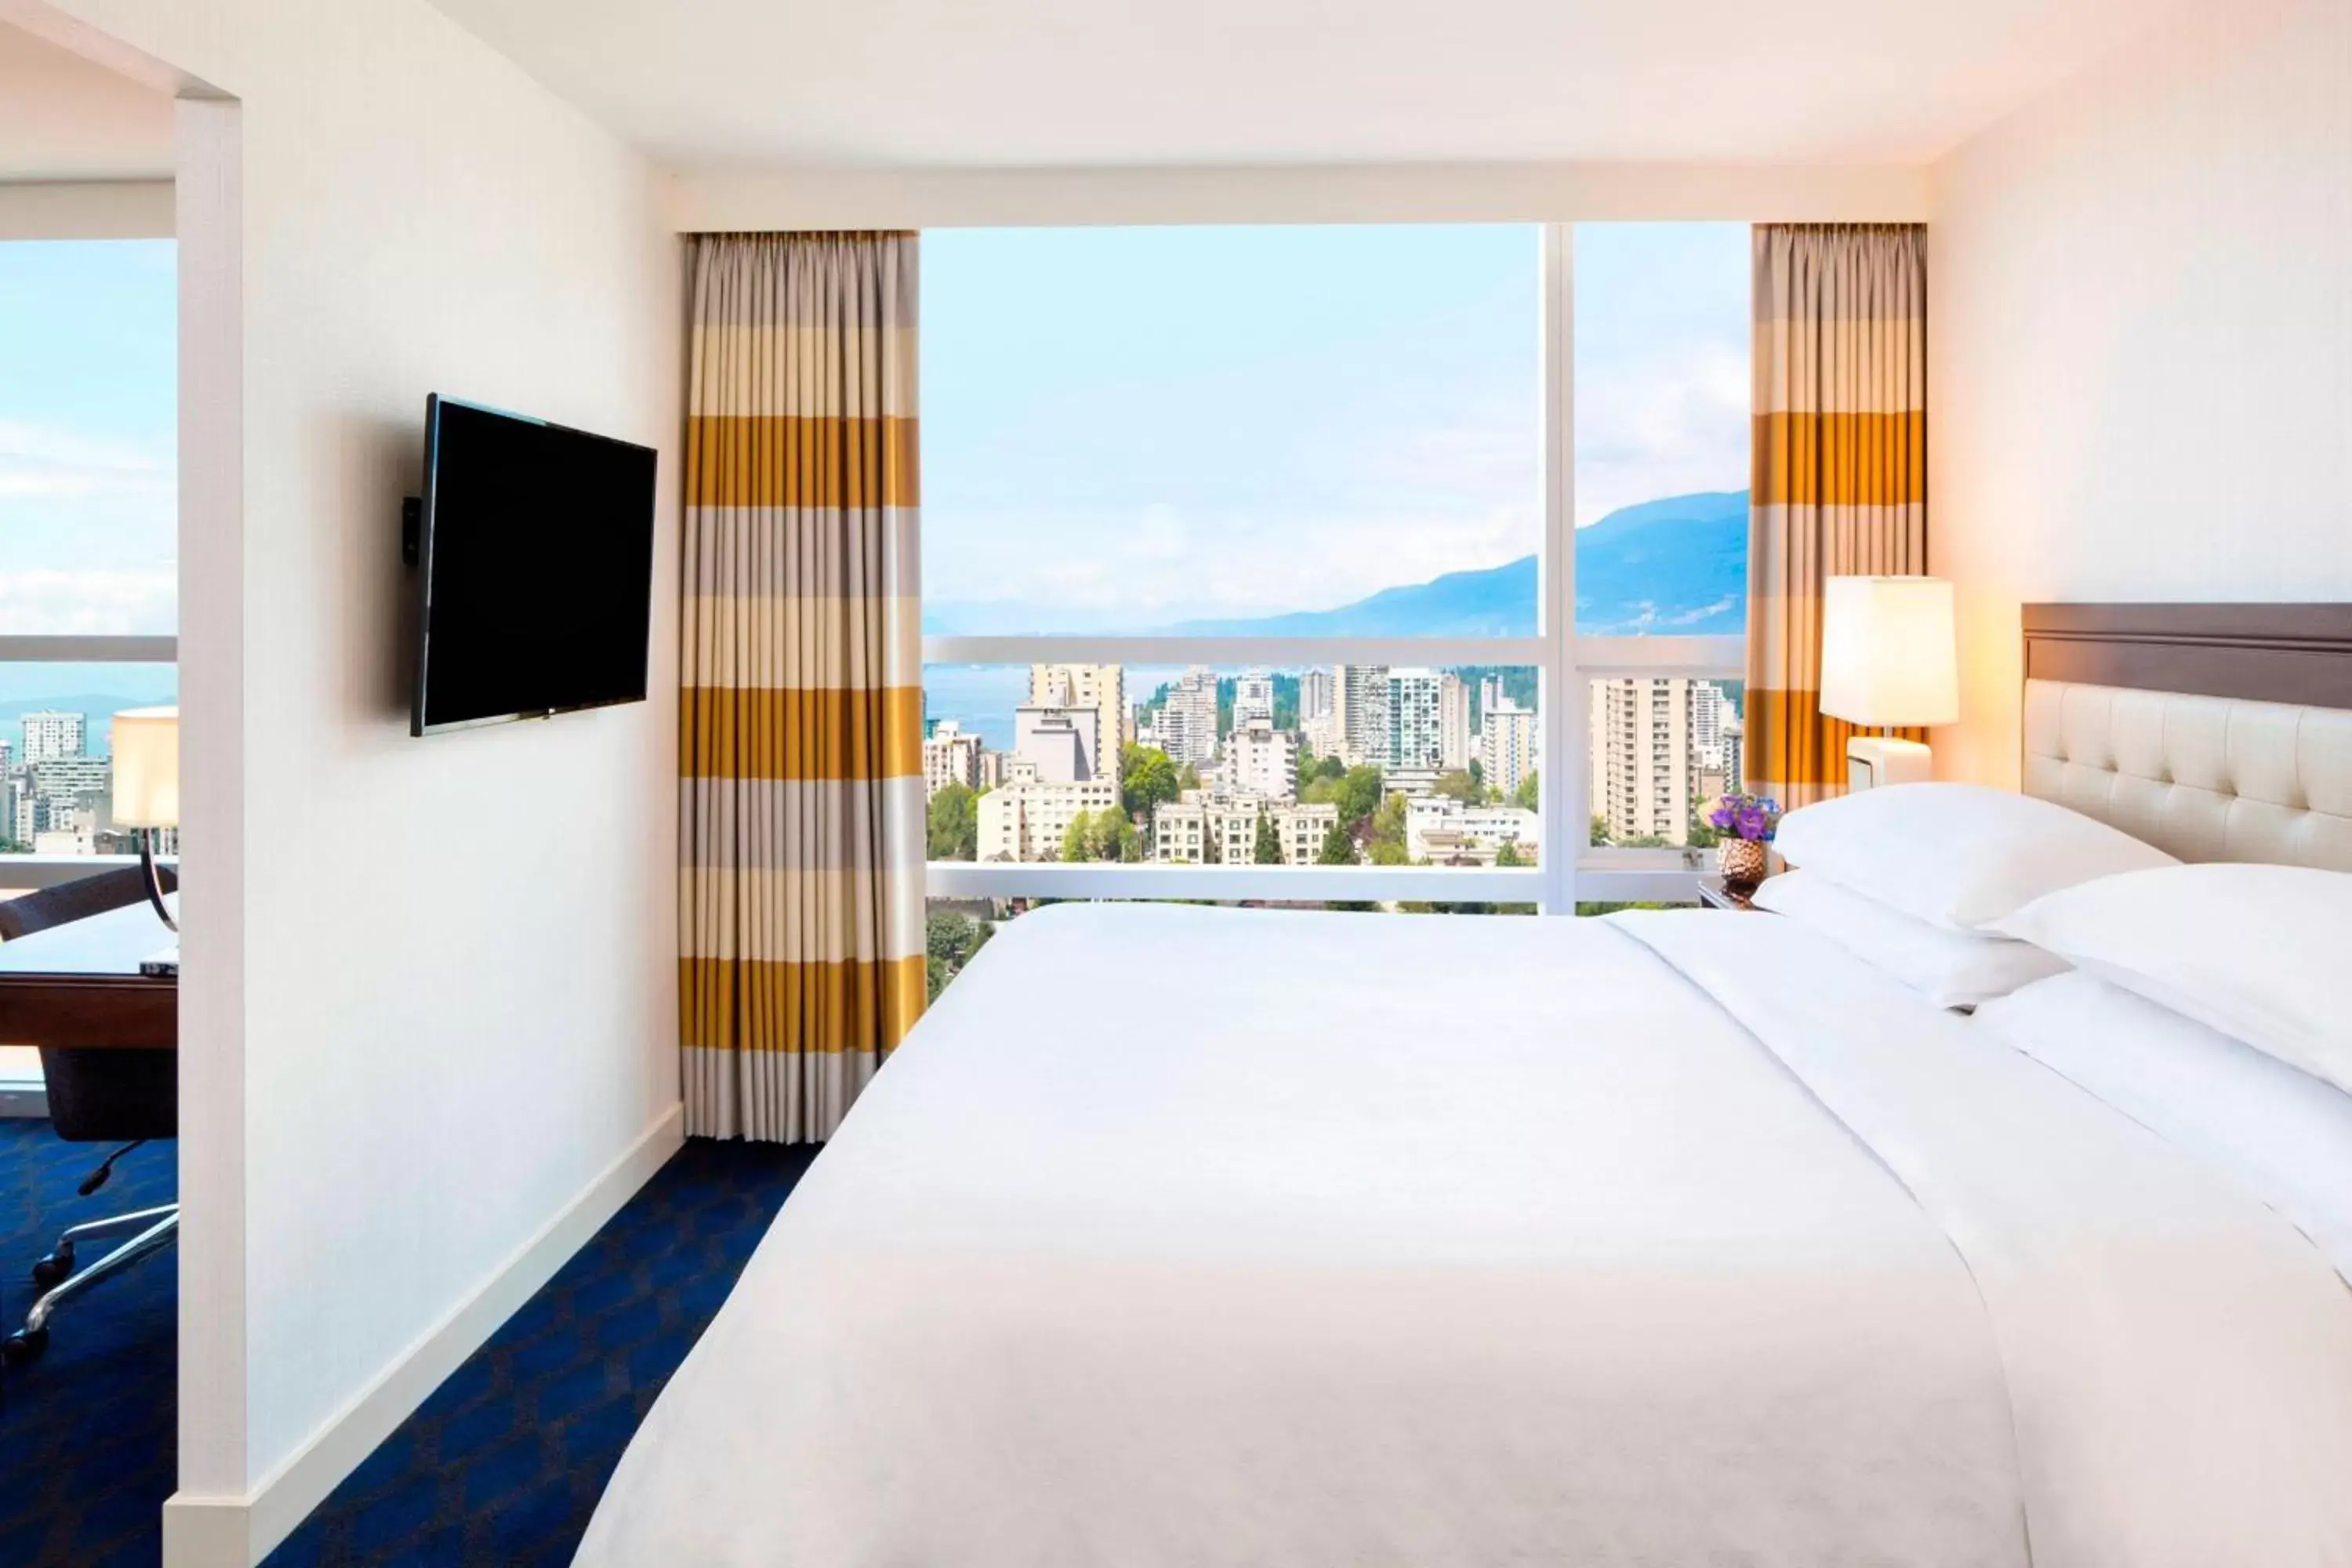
[925,894,1538,999]
[0,663,178,855]
[1585,675,1744,848]
[0,240,178,634]
[923,662,1539,868]
[1572,223,1749,633]
[924,226,1540,637]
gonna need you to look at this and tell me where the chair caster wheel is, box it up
[2,1327,47,1366]
[31,1245,74,1291]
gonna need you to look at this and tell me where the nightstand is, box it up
[1695,877,1766,912]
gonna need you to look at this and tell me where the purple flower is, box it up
[1735,808,1769,841]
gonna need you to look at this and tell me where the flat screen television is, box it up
[410,394,659,736]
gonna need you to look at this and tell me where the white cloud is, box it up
[0,568,177,634]
[0,419,173,503]
[1573,340,1748,526]
[927,495,1534,625]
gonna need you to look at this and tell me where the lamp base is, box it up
[1846,735,1933,792]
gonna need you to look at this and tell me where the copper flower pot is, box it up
[1718,838,1767,885]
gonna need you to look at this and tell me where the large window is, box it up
[921,223,1744,915]
[0,239,177,863]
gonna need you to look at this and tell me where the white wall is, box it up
[1927,0,2352,785]
[20,0,683,1558]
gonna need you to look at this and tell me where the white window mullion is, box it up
[1539,221,1579,916]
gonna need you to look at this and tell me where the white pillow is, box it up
[1771,782,2176,930]
[1752,870,2071,1008]
[1992,862,2352,1097]
[1976,971,2352,1286]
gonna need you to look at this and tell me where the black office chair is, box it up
[0,864,179,1367]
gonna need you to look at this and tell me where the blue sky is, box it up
[1,225,1744,710]
[924,222,1748,633]
[0,239,178,638]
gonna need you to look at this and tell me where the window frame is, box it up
[920,224,1743,913]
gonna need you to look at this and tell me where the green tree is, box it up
[1120,744,1180,819]
[1590,814,1612,845]
[1367,838,1410,866]
[1316,822,1357,866]
[1253,809,1283,864]
[1061,808,1143,863]
[1335,765,1385,828]
[927,783,978,861]
[1370,790,1410,852]
[1494,840,1524,868]
[1511,770,1541,812]
[925,910,993,1000]
[1468,757,1485,789]
[1433,769,1480,803]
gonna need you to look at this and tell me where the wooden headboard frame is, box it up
[2019,604,2352,869]
[2022,604,2352,710]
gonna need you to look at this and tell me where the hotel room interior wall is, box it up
[1927,0,2352,786]
[32,0,684,1536]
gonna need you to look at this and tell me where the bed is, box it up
[576,605,2352,1568]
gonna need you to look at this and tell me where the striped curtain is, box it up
[1746,223,1929,808]
[680,233,927,1144]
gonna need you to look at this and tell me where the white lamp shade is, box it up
[112,706,180,829]
[1818,577,1959,728]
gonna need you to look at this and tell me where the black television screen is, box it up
[412,395,659,735]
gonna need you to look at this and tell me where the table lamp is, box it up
[1818,577,1958,790]
[111,706,179,931]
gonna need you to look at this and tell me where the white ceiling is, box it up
[0,20,172,182]
[428,0,2199,171]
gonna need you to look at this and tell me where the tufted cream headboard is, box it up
[2021,604,2352,871]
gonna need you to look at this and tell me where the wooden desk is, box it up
[0,898,177,1048]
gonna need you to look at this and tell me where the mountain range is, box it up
[922,490,1748,639]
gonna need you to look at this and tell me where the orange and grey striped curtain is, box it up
[680,232,927,1144]
[1746,223,1929,808]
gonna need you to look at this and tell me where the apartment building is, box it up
[1028,664,1124,786]
[1479,698,1538,798]
[975,778,1119,862]
[1588,677,1700,844]
[923,720,985,797]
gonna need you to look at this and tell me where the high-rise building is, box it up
[1014,705,1098,782]
[1438,672,1472,771]
[1691,681,1729,771]
[1156,666,1220,768]
[1385,668,1444,774]
[1028,664,1124,786]
[1233,669,1275,729]
[1588,677,1700,844]
[22,710,86,764]
[1298,669,1332,725]
[1334,664,1389,768]
[1223,717,1298,800]
[923,720,985,797]
[1481,699,1538,800]
[1723,717,1746,797]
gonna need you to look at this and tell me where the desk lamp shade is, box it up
[1818,578,1959,728]
[112,706,180,829]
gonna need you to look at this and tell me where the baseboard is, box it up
[162,1101,687,1568]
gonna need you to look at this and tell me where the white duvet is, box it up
[576,905,2352,1566]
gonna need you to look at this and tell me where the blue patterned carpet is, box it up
[0,1120,179,1568]
[0,1123,816,1566]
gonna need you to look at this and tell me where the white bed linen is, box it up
[1976,970,2352,1288]
[576,904,2352,1567]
